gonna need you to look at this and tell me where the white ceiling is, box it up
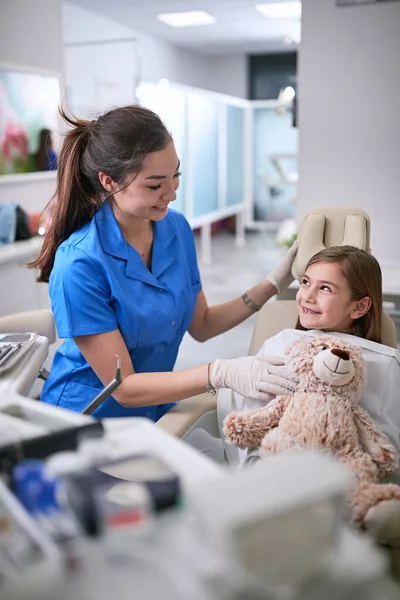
[66,0,301,55]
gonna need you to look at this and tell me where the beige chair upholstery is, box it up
[292,206,370,280]
[155,392,217,438]
[0,309,56,344]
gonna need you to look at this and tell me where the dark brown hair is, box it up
[35,128,53,171]
[30,105,171,282]
[296,245,382,343]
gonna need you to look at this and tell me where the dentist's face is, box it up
[105,140,180,221]
[296,261,358,333]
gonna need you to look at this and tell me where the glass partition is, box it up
[187,94,219,218]
[226,105,245,207]
[135,83,298,231]
[253,107,298,223]
[137,82,247,223]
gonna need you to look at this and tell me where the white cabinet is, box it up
[0,238,50,317]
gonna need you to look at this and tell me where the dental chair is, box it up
[157,206,397,445]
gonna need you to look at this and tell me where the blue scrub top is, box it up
[41,201,202,420]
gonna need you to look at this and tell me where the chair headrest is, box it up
[292,207,371,281]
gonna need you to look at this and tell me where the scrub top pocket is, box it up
[58,380,103,414]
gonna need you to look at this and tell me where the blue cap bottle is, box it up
[12,459,45,513]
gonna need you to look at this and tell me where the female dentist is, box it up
[31,105,298,420]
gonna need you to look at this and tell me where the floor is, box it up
[175,229,285,371]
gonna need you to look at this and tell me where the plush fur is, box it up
[224,335,400,546]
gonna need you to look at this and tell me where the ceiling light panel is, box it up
[157,10,216,28]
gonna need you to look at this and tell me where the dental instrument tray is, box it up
[0,333,40,374]
[0,421,104,479]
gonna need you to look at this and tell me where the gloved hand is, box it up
[266,240,298,293]
[211,355,299,402]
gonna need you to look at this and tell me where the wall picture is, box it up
[0,67,61,175]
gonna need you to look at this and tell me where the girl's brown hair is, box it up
[30,105,171,282]
[296,245,382,343]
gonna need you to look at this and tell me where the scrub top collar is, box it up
[95,200,177,287]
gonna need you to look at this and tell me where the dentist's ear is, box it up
[350,296,372,319]
[99,172,115,192]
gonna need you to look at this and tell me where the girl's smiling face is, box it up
[296,261,371,333]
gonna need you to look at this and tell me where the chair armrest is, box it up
[156,393,218,438]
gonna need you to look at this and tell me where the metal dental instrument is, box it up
[82,355,122,416]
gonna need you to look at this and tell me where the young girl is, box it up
[232,245,400,465]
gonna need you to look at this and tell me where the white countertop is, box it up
[0,237,43,265]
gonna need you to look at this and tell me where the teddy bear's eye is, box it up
[319,344,328,351]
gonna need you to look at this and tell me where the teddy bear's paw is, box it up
[224,412,245,434]
[363,499,400,547]
[223,413,260,448]
[223,413,246,444]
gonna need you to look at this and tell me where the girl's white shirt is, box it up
[240,328,400,454]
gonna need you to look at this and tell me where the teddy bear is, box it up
[223,334,400,546]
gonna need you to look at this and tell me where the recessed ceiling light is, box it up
[157,10,216,28]
[255,2,302,20]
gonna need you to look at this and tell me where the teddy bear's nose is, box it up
[331,348,350,361]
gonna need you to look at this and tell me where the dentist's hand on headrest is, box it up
[210,355,299,402]
[266,239,298,293]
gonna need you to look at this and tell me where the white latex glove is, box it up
[211,355,299,402]
[266,240,298,293]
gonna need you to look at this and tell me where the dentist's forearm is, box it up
[115,363,213,407]
[193,280,277,342]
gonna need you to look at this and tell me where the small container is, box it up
[61,453,182,537]
[12,460,45,513]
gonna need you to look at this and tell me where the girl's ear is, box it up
[350,296,371,320]
[99,172,115,192]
